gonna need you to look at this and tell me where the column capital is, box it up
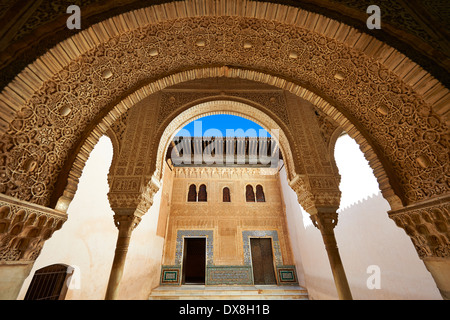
[389,196,450,300]
[310,210,339,233]
[388,196,449,259]
[289,174,341,215]
[106,212,143,300]
[113,214,141,237]
[108,174,161,218]
[0,194,67,263]
[308,207,352,300]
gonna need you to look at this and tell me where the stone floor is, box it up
[148,285,309,300]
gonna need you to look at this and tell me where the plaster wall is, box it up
[17,136,166,300]
[279,165,442,299]
[163,166,295,268]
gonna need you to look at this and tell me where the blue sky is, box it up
[173,114,380,212]
[175,114,270,137]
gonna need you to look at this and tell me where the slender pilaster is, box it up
[104,214,141,300]
[310,209,353,300]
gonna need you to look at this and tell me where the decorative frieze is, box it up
[206,266,253,285]
[173,166,278,179]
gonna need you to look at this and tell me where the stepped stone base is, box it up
[148,285,309,300]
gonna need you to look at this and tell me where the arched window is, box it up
[256,185,265,202]
[188,184,197,202]
[246,185,255,202]
[198,184,207,202]
[223,187,231,202]
[24,264,72,300]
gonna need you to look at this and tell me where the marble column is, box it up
[310,209,353,300]
[104,214,141,300]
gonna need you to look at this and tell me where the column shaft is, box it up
[105,215,140,300]
[311,210,353,300]
[319,228,353,300]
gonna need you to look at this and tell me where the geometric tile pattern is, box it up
[174,230,214,266]
[206,266,253,285]
[161,229,298,286]
[160,266,181,285]
[276,266,299,285]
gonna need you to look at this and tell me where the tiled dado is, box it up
[161,265,298,285]
[277,266,299,285]
[160,229,299,285]
[160,265,181,285]
[207,266,253,285]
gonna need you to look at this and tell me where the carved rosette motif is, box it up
[0,194,67,262]
[389,201,449,259]
[0,15,447,209]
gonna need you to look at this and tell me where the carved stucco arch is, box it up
[153,99,297,183]
[0,0,447,213]
[68,68,396,213]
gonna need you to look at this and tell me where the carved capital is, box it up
[289,174,341,214]
[310,210,340,255]
[113,214,141,238]
[0,194,67,263]
[136,175,161,216]
[310,211,339,234]
[108,174,161,218]
[388,197,449,259]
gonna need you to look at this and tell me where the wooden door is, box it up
[250,238,277,285]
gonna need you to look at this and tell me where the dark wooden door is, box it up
[182,238,206,284]
[250,238,277,285]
